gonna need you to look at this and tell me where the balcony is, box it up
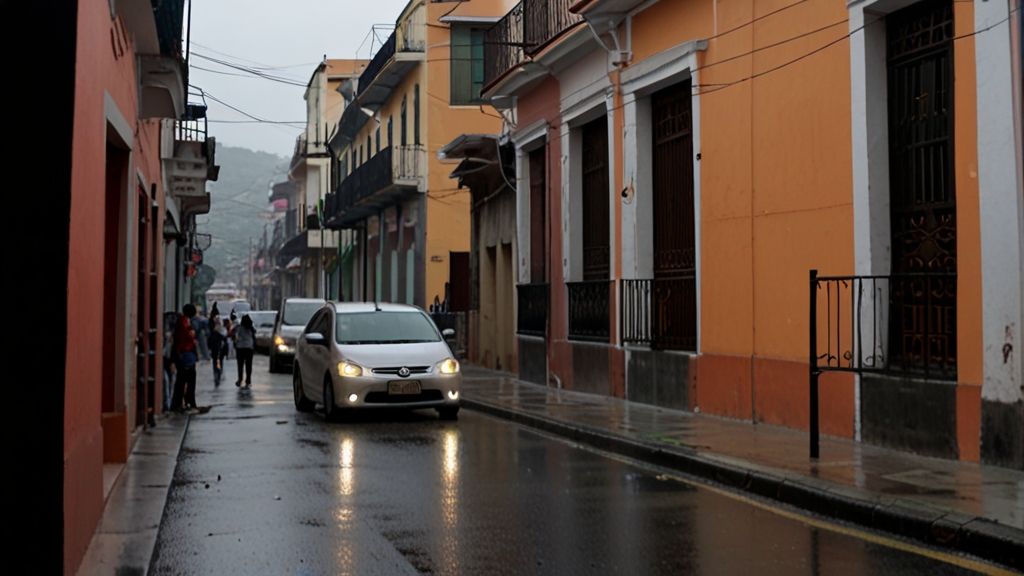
[620,278,696,351]
[482,0,585,101]
[323,145,426,228]
[516,283,549,337]
[333,4,426,148]
[524,0,584,56]
[138,0,188,119]
[567,280,611,342]
[165,104,219,217]
[483,2,524,90]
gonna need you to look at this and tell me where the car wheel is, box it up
[437,406,459,421]
[323,377,341,422]
[293,367,314,412]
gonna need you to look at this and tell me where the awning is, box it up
[437,134,501,164]
[285,257,302,269]
[437,133,514,187]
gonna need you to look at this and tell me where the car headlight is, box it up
[274,335,285,346]
[438,358,460,374]
[337,362,363,377]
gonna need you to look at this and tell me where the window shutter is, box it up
[471,28,485,101]
[450,26,472,104]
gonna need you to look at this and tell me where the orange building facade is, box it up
[475,0,1023,468]
[57,0,218,572]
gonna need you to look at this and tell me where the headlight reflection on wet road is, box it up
[441,429,460,574]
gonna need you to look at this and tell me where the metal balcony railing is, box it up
[620,278,697,351]
[567,280,611,342]
[483,1,524,88]
[523,0,584,56]
[359,32,397,95]
[810,271,958,379]
[807,270,957,458]
[516,283,549,336]
[483,0,583,90]
[621,279,653,345]
[326,145,425,221]
[177,104,208,142]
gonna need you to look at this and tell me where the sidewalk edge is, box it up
[142,413,191,576]
[462,397,1024,572]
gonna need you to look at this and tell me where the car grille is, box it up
[371,366,431,375]
[364,390,444,404]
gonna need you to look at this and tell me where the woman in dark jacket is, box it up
[208,316,227,386]
[234,314,257,388]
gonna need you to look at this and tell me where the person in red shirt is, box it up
[170,303,198,411]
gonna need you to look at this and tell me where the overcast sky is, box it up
[189,0,410,158]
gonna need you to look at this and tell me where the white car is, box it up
[292,302,461,421]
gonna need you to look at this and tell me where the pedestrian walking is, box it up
[225,317,236,360]
[194,308,210,361]
[170,303,199,411]
[234,314,257,387]
[162,311,178,412]
[208,316,227,386]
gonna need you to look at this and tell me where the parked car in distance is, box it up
[212,299,251,318]
[292,302,461,421]
[269,298,326,373]
[248,311,277,353]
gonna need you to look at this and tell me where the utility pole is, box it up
[248,237,253,302]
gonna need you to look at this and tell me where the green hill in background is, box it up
[197,144,290,288]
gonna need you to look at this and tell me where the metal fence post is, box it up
[809,269,820,459]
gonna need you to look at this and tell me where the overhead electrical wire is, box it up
[191,41,318,73]
[192,52,309,86]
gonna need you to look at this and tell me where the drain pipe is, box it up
[550,371,563,389]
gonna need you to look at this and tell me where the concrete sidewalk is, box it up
[461,367,1024,571]
[75,409,190,576]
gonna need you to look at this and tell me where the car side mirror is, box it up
[442,328,455,338]
[306,332,327,345]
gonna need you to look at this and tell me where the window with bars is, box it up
[451,26,486,105]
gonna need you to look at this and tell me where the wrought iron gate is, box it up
[886,0,956,378]
[651,80,696,350]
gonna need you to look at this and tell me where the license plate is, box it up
[388,380,421,395]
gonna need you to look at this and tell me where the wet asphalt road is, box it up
[150,355,988,575]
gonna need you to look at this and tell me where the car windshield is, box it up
[248,312,275,328]
[335,311,441,344]
[233,301,251,314]
[282,302,323,326]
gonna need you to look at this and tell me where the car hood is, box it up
[278,325,305,340]
[336,341,452,368]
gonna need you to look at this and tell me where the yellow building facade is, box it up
[324,0,508,309]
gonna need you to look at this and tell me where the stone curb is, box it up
[462,397,1024,572]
